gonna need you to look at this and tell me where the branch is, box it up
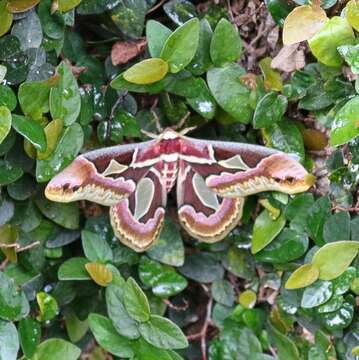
[0,241,40,252]
[187,296,213,360]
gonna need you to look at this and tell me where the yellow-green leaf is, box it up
[0,0,13,36]
[85,262,113,287]
[0,224,18,263]
[312,241,359,280]
[285,263,319,289]
[123,58,168,85]
[259,57,283,92]
[37,118,64,160]
[283,5,327,45]
[308,16,355,67]
[346,0,359,32]
[6,0,40,12]
[239,290,256,309]
[57,0,81,12]
[251,210,286,254]
[0,106,12,144]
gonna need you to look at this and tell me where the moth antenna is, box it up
[180,126,197,136]
[173,111,191,131]
[151,110,163,132]
[141,129,158,139]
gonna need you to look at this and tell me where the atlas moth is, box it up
[45,127,315,252]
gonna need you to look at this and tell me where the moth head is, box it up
[207,153,315,197]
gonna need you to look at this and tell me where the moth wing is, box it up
[184,138,313,197]
[110,166,167,252]
[45,140,155,206]
[177,161,244,243]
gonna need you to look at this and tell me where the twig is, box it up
[226,0,235,23]
[332,205,359,213]
[0,241,40,252]
[146,0,167,14]
[162,298,189,311]
[187,296,213,360]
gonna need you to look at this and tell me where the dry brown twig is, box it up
[0,241,40,253]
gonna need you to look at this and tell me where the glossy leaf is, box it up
[6,0,39,12]
[0,106,12,144]
[207,63,252,123]
[88,313,133,358]
[210,18,241,66]
[0,320,19,360]
[259,57,283,92]
[0,223,18,263]
[82,230,113,263]
[330,96,359,146]
[285,264,320,289]
[37,118,64,160]
[30,339,81,360]
[301,280,333,308]
[346,0,359,31]
[312,241,359,280]
[124,58,169,85]
[0,0,13,37]
[239,290,257,309]
[146,20,172,58]
[11,114,47,152]
[58,257,91,280]
[58,0,81,12]
[308,17,354,67]
[65,312,88,343]
[123,277,150,322]
[50,61,81,126]
[251,210,286,254]
[18,318,41,359]
[139,315,189,349]
[85,262,113,287]
[161,18,200,73]
[36,292,59,321]
[283,5,327,45]
[253,92,288,129]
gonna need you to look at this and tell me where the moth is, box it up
[45,128,314,252]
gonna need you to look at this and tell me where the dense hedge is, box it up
[0,0,358,359]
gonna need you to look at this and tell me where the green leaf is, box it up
[36,292,59,321]
[147,218,184,266]
[36,122,84,182]
[188,18,212,75]
[0,0,13,37]
[285,264,320,289]
[312,241,359,280]
[301,280,333,308]
[178,252,224,283]
[88,313,134,358]
[81,230,113,263]
[266,120,305,162]
[50,61,81,126]
[0,35,20,61]
[123,277,151,322]
[163,0,197,25]
[306,196,331,246]
[239,290,257,309]
[323,212,350,243]
[0,160,23,185]
[253,92,288,129]
[317,294,343,313]
[161,18,200,73]
[268,322,300,360]
[222,247,255,279]
[251,210,286,254]
[111,0,147,39]
[35,194,79,229]
[207,63,253,123]
[346,0,359,31]
[30,339,81,360]
[58,257,91,280]
[308,16,354,67]
[338,44,359,74]
[132,337,173,360]
[106,284,140,339]
[0,106,12,144]
[330,96,359,146]
[38,0,65,40]
[210,18,241,66]
[139,315,189,349]
[11,114,47,152]
[321,301,354,331]
[146,20,172,58]
[64,311,88,343]
[211,279,235,307]
[0,320,19,360]
[18,318,40,359]
[58,0,81,12]
[0,85,17,110]
[123,58,169,85]
[139,257,187,298]
[332,267,356,295]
